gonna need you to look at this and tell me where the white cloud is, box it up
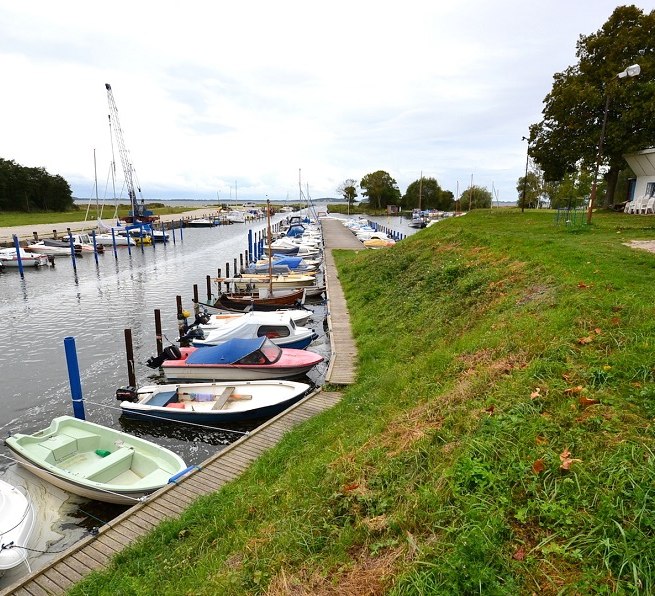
[0,0,649,204]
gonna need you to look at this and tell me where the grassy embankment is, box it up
[0,205,203,227]
[69,209,655,594]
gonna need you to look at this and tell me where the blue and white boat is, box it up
[190,311,316,350]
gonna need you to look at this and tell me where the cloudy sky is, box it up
[0,1,649,204]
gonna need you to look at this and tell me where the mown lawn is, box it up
[68,209,655,595]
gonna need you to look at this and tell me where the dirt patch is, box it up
[624,240,655,253]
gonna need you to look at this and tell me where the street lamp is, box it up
[521,136,530,212]
[586,64,641,224]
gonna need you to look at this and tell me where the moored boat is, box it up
[0,247,50,268]
[117,379,312,424]
[150,337,324,382]
[0,479,35,576]
[4,416,189,505]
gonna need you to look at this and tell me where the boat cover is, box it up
[185,337,267,365]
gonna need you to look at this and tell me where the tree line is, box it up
[337,171,493,212]
[0,158,75,212]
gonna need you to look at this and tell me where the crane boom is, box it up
[105,83,151,221]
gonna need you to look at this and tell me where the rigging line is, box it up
[81,400,250,436]
[1,541,78,555]
[0,453,145,503]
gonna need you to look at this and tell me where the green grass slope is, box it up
[69,210,655,595]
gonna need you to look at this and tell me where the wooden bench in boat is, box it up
[212,386,236,410]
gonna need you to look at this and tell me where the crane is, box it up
[105,83,153,222]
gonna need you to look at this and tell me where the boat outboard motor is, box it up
[146,344,182,369]
[116,386,138,402]
[178,327,204,346]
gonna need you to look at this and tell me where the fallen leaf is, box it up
[559,449,582,470]
[485,404,495,415]
[579,396,600,408]
[577,282,590,289]
[564,385,584,395]
[532,459,545,474]
[513,546,526,561]
[611,305,623,312]
[594,328,602,335]
[535,435,548,445]
[578,336,594,345]
[610,317,621,326]
[530,388,541,399]
[343,482,359,492]
[562,373,573,382]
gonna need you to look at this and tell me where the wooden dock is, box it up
[1,216,362,596]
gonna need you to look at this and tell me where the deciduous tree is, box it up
[337,179,358,206]
[402,177,454,211]
[359,170,401,210]
[529,6,655,207]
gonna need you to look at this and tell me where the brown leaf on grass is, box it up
[343,483,359,492]
[562,373,573,382]
[577,282,590,289]
[564,385,584,395]
[611,317,621,326]
[535,435,548,445]
[579,396,600,408]
[513,546,526,561]
[578,336,594,345]
[559,449,582,470]
[530,388,541,399]
[594,328,602,335]
[532,459,545,474]
[611,305,623,312]
[485,404,495,415]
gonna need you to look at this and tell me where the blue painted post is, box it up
[172,224,176,245]
[248,229,253,263]
[111,228,119,259]
[64,336,85,420]
[12,235,24,278]
[179,220,184,241]
[91,230,99,265]
[67,231,77,272]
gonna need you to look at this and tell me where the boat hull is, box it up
[5,416,188,505]
[0,480,35,573]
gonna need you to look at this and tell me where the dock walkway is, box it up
[1,216,362,596]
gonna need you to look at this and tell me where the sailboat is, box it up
[409,173,427,228]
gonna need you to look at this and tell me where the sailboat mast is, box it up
[266,198,273,295]
[418,171,423,210]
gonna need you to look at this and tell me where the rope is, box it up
[83,400,250,436]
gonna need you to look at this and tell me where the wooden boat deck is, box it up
[1,216,362,596]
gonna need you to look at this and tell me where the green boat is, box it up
[5,416,189,504]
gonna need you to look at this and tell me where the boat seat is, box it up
[84,446,134,483]
[41,435,79,462]
[147,390,178,407]
[211,386,236,410]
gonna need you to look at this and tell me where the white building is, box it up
[623,148,655,213]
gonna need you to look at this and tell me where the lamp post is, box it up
[521,136,530,212]
[586,63,641,224]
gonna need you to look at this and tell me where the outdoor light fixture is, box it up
[618,64,641,79]
[586,63,641,224]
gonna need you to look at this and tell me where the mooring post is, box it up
[179,220,184,241]
[32,232,38,242]
[67,230,77,272]
[154,309,163,355]
[193,284,200,316]
[172,224,176,245]
[248,229,253,262]
[206,275,212,302]
[124,329,137,388]
[91,230,99,265]
[12,235,24,278]
[64,336,85,420]
[217,268,222,294]
[53,229,58,240]
[111,228,118,259]
[176,295,187,338]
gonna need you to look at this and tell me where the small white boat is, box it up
[186,218,218,228]
[70,233,105,253]
[189,310,317,350]
[5,416,189,505]
[0,479,35,576]
[0,247,50,268]
[118,379,311,424]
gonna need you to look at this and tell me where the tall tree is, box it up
[359,170,401,210]
[458,185,492,210]
[529,6,655,207]
[516,171,544,209]
[402,176,455,211]
[336,179,358,206]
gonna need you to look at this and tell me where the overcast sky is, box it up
[0,1,649,204]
